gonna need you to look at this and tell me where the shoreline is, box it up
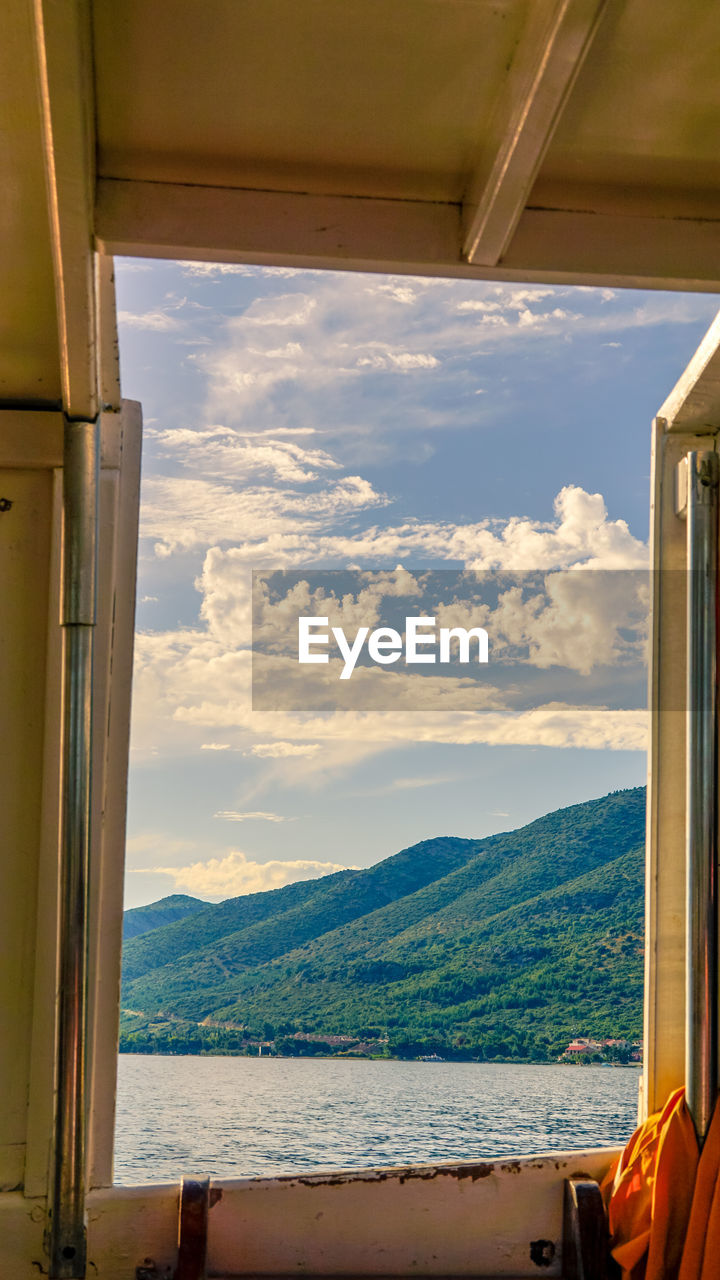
[118,1048,642,1067]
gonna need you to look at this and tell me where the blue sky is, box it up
[117,260,719,908]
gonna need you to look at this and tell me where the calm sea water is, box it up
[114,1056,640,1184]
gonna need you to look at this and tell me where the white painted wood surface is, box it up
[657,313,720,434]
[0,1148,620,1278]
[32,0,98,420]
[0,467,54,1192]
[96,177,720,293]
[0,405,141,1204]
[643,313,720,1117]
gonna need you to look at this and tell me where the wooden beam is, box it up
[32,0,98,420]
[462,0,609,267]
[96,177,720,293]
[656,311,720,432]
[96,179,464,276]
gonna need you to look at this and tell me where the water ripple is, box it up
[113,1056,639,1185]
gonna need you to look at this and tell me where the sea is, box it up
[113,1055,640,1184]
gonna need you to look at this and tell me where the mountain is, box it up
[123,894,207,940]
[121,788,646,1060]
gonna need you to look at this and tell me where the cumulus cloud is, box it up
[187,484,645,656]
[433,569,647,675]
[138,850,354,899]
[128,480,649,765]
[123,264,671,772]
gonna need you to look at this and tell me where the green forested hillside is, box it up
[122,894,207,940]
[121,788,646,1061]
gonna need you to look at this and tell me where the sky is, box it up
[116,260,720,908]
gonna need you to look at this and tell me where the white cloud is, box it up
[201,742,231,751]
[434,568,647,675]
[190,483,645,650]
[213,810,291,823]
[359,774,458,796]
[140,471,390,557]
[179,261,255,277]
[251,567,426,655]
[138,850,354,899]
[356,350,439,371]
[242,293,318,328]
[138,483,645,645]
[455,300,503,314]
[118,308,180,331]
[366,282,421,305]
[128,619,646,769]
[128,483,649,766]
[176,699,647,753]
[150,425,342,485]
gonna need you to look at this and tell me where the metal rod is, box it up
[685,448,720,1144]
[50,418,99,1279]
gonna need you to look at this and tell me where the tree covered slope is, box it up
[121,788,646,1060]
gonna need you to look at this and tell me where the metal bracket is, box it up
[176,1179,210,1280]
[562,1178,614,1280]
[136,1261,170,1280]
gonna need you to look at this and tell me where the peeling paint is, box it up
[439,1163,495,1182]
[293,1162,498,1189]
[295,1171,391,1188]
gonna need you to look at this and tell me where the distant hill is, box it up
[123,894,207,940]
[121,788,646,1061]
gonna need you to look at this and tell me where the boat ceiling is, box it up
[3,0,720,408]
